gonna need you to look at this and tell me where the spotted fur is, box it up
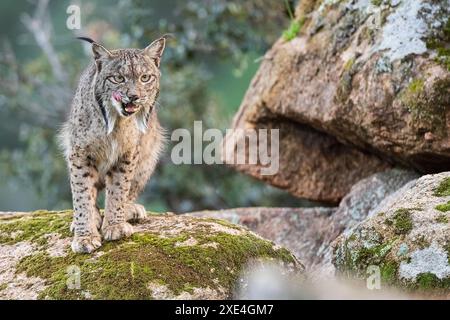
[59,38,166,253]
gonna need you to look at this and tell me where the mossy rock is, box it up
[0,211,303,300]
[333,172,450,297]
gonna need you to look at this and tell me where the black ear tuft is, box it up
[76,36,96,44]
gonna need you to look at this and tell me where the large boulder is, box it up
[227,0,450,202]
[333,172,450,296]
[0,211,302,300]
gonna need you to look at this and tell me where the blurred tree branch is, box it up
[0,41,20,93]
[0,0,73,127]
[21,0,68,83]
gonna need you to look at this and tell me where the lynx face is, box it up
[92,39,165,133]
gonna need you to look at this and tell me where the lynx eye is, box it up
[140,74,153,83]
[110,75,125,84]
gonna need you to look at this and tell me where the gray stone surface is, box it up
[333,172,450,296]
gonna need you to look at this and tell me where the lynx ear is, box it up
[144,37,166,67]
[92,42,112,60]
[92,43,113,71]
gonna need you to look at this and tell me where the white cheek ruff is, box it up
[135,110,149,133]
[111,97,123,115]
[105,98,119,135]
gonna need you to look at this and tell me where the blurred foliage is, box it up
[131,0,287,62]
[0,0,305,213]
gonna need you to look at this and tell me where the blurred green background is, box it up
[0,0,307,213]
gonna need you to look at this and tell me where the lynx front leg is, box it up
[69,152,102,253]
[102,152,137,241]
[70,185,102,233]
[124,165,154,223]
[125,137,162,222]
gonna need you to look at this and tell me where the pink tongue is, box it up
[125,103,136,112]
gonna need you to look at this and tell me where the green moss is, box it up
[435,214,449,224]
[390,209,413,235]
[413,273,450,292]
[380,261,399,284]
[347,240,394,273]
[371,0,383,6]
[348,234,357,242]
[416,273,440,290]
[282,18,305,41]
[434,177,450,197]
[385,208,415,235]
[355,247,378,267]
[282,0,303,41]
[401,77,449,134]
[436,47,450,71]
[335,233,403,288]
[343,58,355,72]
[407,79,425,94]
[11,211,298,300]
[335,54,363,104]
[16,252,69,280]
[0,211,72,245]
[427,19,450,71]
[0,283,7,292]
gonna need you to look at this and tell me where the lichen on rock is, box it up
[0,211,303,300]
[333,172,450,297]
[375,0,449,62]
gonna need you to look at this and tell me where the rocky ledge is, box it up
[0,211,302,300]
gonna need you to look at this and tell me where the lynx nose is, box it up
[128,95,139,102]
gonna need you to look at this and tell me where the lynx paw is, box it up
[71,233,102,254]
[102,222,134,241]
[125,203,147,222]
